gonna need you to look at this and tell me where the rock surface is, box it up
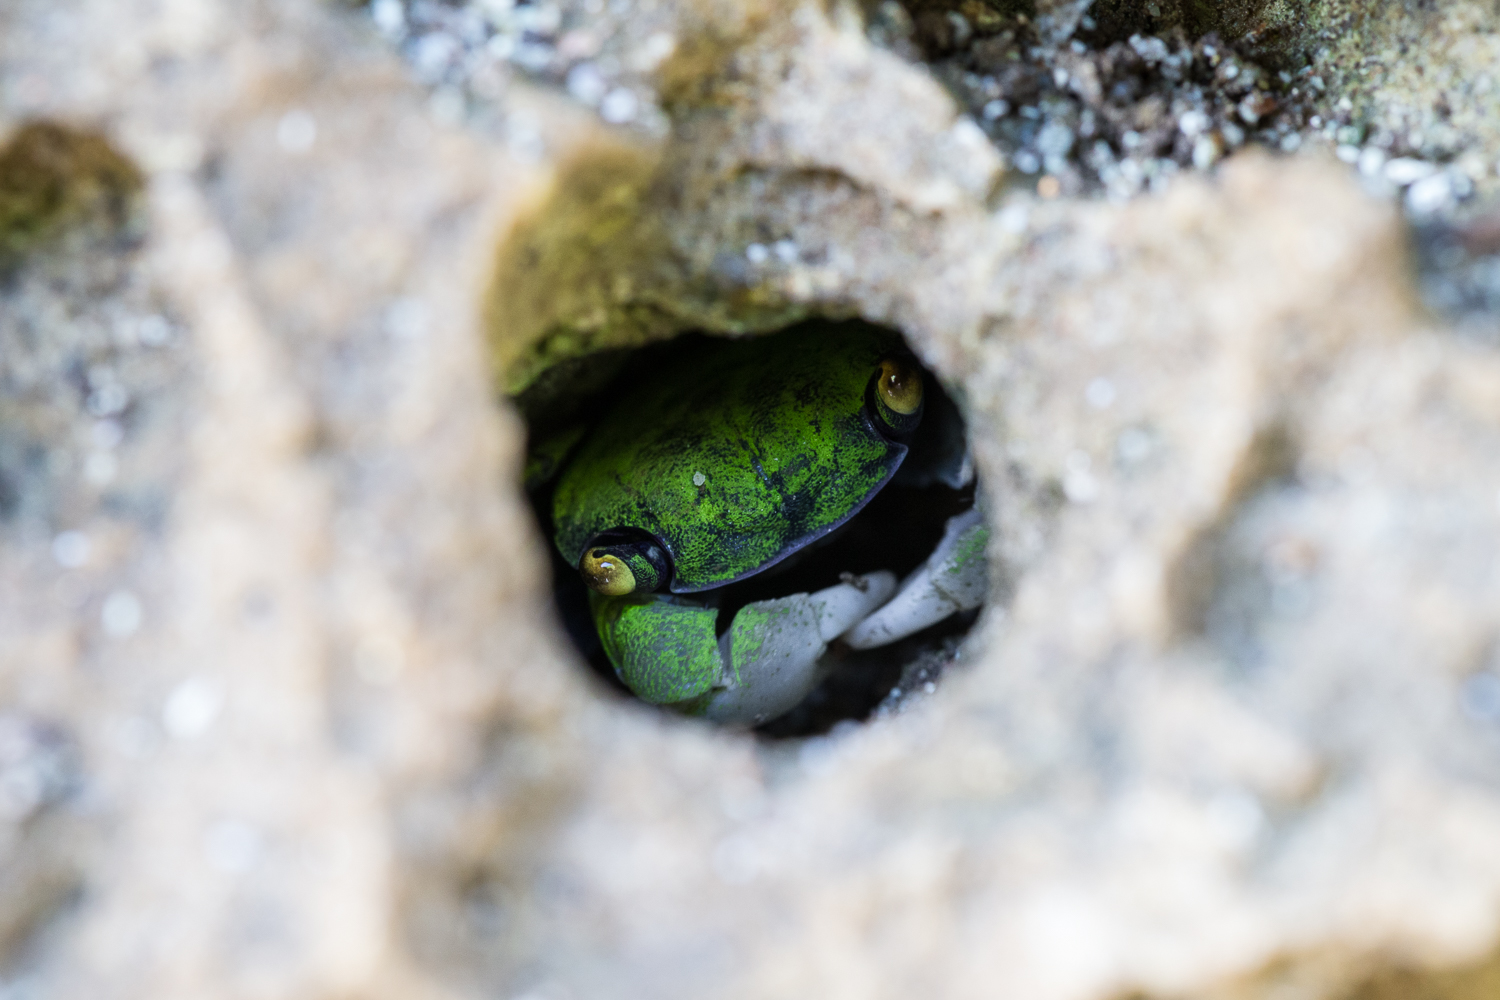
[2,1,1500,999]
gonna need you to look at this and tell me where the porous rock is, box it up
[1,1,1499,999]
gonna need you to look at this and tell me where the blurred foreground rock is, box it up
[2,1,1500,999]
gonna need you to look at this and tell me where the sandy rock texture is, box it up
[3,0,1500,999]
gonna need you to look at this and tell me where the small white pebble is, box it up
[1036,121,1074,158]
[101,590,143,638]
[997,202,1029,233]
[137,315,172,346]
[599,88,638,124]
[1116,427,1156,466]
[1384,157,1437,186]
[1177,109,1209,137]
[487,33,516,60]
[84,452,117,486]
[565,62,607,105]
[1206,789,1266,850]
[772,239,798,264]
[1063,450,1099,503]
[517,1,562,35]
[275,110,317,154]
[412,32,459,81]
[162,677,224,740]
[372,0,405,34]
[86,384,129,418]
[51,531,90,569]
[1358,146,1387,178]
[1192,135,1221,170]
[745,243,769,265]
[1335,144,1361,164]
[982,99,1009,121]
[1406,172,1455,216]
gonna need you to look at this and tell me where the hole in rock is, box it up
[515,320,989,737]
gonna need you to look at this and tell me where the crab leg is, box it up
[842,508,989,650]
[701,571,897,725]
[591,573,898,725]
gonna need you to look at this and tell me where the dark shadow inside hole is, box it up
[518,320,983,739]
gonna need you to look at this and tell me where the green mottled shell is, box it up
[553,325,908,592]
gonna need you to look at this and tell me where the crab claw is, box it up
[842,508,988,650]
[702,571,897,724]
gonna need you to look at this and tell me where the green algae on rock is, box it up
[0,123,142,270]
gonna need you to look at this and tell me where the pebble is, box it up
[1384,157,1439,186]
[51,531,90,569]
[162,677,224,740]
[368,0,659,130]
[101,590,143,637]
[599,88,638,124]
[1406,172,1455,216]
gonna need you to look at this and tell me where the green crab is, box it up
[536,324,988,725]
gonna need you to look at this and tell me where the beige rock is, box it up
[2,1,1500,999]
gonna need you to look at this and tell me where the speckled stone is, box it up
[3,2,1500,999]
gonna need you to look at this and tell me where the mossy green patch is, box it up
[0,122,142,269]
[945,523,989,575]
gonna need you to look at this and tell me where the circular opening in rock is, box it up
[516,320,988,737]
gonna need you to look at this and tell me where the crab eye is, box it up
[579,537,671,596]
[878,358,923,415]
[870,356,924,436]
[581,548,637,596]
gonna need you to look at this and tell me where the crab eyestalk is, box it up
[871,356,924,436]
[579,537,671,596]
